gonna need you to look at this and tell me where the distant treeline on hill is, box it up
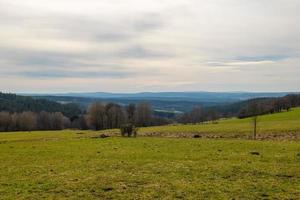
[237,94,300,118]
[0,92,299,132]
[0,93,82,118]
[0,101,169,132]
[173,94,300,124]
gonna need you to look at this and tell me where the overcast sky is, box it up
[1,0,300,93]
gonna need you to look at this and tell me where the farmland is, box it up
[0,133,299,199]
[0,108,299,199]
[139,107,300,139]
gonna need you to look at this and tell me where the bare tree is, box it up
[18,111,37,131]
[106,103,126,129]
[37,111,51,130]
[87,102,106,130]
[63,116,71,129]
[71,115,88,130]
[50,112,65,130]
[136,102,152,127]
[190,106,204,123]
[207,108,219,123]
[126,104,136,124]
[0,112,11,132]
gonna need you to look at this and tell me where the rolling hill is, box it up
[138,107,300,139]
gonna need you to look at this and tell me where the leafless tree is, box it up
[0,112,11,132]
[50,112,65,130]
[37,111,51,130]
[126,104,136,124]
[136,102,152,127]
[18,111,37,131]
[87,102,106,130]
[105,103,125,129]
[71,115,89,130]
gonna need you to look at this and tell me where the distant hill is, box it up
[24,91,292,102]
[22,91,293,113]
[0,93,82,118]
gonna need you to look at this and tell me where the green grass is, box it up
[139,107,300,139]
[0,108,299,199]
[0,131,299,199]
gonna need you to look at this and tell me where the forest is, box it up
[0,92,300,132]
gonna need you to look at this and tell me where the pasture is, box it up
[139,107,300,139]
[0,131,299,199]
[0,108,299,199]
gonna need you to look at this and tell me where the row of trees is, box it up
[238,94,300,118]
[0,92,82,118]
[178,106,219,124]
[0,102,164,132]
[1,94,299,132]
[176,94,300,125]
[0,111,70,132]
[86,102,154,130]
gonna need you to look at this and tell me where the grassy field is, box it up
[139,107,300,139]
[0,131,299,199]
[0,108,299,199]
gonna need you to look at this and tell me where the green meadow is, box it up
[0,135,299,199]
[0,108,299,199]
[139,107,300,139]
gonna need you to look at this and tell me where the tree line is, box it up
[0,102,166,132]
[177,94,300,124]
[0,92,82,118]
[85,102,165,130]
[178,106,219,124]
[238,94,300,118]
[0,93,299,132]
[0,111,70,132]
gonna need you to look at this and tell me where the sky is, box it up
[0,0,300,93]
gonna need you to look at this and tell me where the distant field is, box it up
[0,132,299,199]
[139,107,300,139]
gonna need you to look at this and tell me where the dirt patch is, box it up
[256,132,300,140]
[140,131,300,141]
[102,187,113,192]
[276,174,294,179]
[90,134,110,139]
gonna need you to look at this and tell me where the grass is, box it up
[0,108,299,199]
[0,132,299,199]
[139,107,300,139]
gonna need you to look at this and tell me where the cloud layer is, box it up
[0,0,300,92]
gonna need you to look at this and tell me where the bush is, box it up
[120,123,137,137]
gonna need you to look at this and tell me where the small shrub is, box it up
[120,123,137,137]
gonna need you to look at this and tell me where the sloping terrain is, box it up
[139,107,300,139]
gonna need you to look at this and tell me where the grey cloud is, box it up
[17,70,134,79]
[30,13,165,43]
[133,13,164,31]
[1,0,300,92]
[235,55,289,62]
[116,45,173,59]
[0,48,82,68]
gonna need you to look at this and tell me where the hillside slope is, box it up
[0,93,82,118]
[139,107,300,139]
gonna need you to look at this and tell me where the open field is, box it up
[0,108,299,199]
[139,107,300,139]
[0,131,299,199]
